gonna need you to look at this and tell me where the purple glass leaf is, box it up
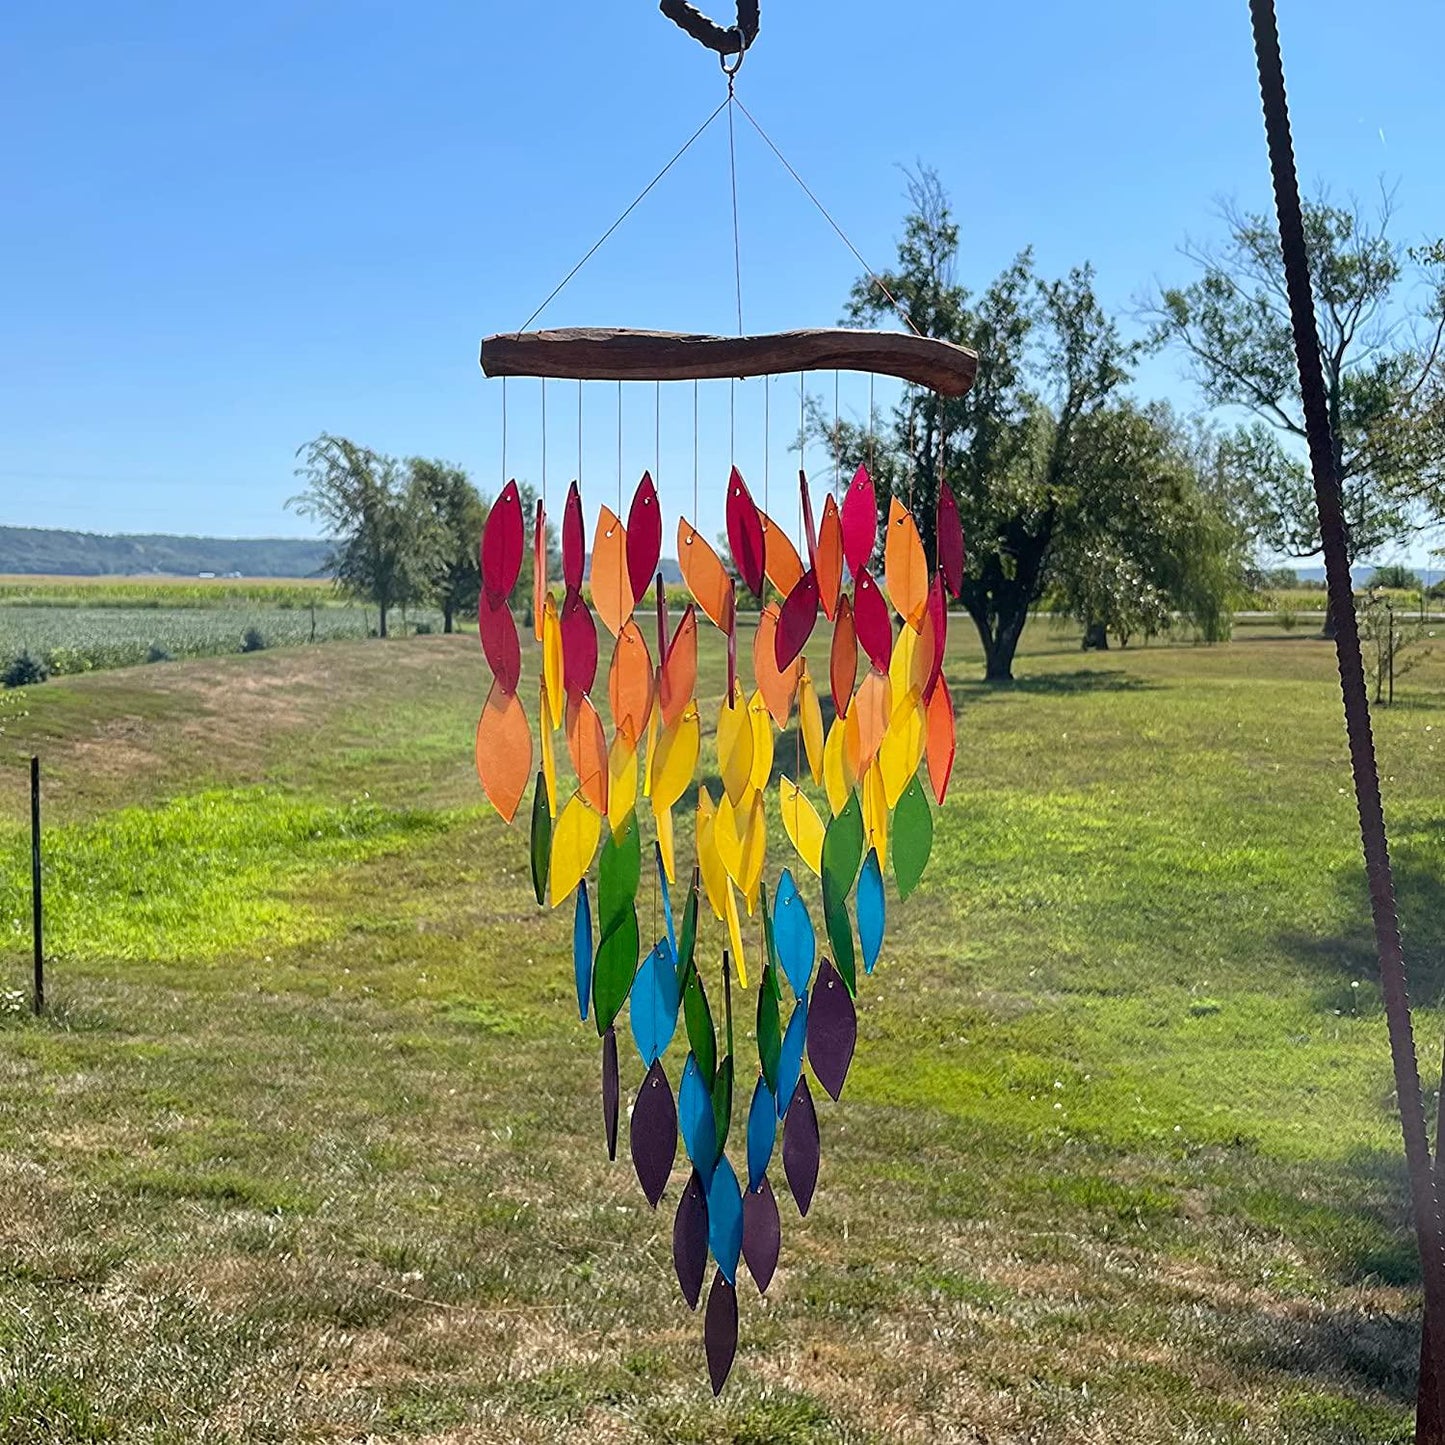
[602,1025,620,1162]
[725,467,766,599]
[630,1059,678,1208]
[937,483,965,599]
[477,588,521,695]
[626,472,662,606]
[782,1076,819,1216]
[673,1169,709,1310]
[853,568,893,673]
[560,586,599,700]
[742,1177,781,1295]
[774,568,819,672]
[840,464,877,578]
[563,480,586,593]
[806,957,857,1102]
[481,480,525,601]
[704,1269,739,1395]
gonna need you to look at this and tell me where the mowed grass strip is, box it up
[0,620,1441,1441]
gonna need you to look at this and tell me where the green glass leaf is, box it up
[677,869,701,990]
[893,776,934,900]
[683,962,718,1085]
[529,773,550,907]
[822,791,865,902]
[598,810,642,936]
[593,905,639,1035]
[759,882,783,1000]
[823,878,856,994]
[712,1053,734,1160]
[757,964,781,1094]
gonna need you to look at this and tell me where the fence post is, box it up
[30,755,43,1015]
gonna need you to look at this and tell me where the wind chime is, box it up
[471,2,977,1393]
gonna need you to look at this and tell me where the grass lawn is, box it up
[1,615,1444,1442]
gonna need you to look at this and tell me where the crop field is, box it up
[0,619,1443,1442]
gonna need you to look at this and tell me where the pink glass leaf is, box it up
[840,464,877,578]
[560,586,598,700]
[481,480,525,601]
[799,468,818,568]
[775,568,820,673]
[924,571,947,702]
[937,483,966,600]
[853,568,893,673]
[725,467,767,599]
[477,588,521,695]
[563,480,586,593]
[626,472,662,606]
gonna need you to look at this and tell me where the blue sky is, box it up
[3,0,1442,560]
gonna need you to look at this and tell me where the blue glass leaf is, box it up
[656,842,677,959]
[630,938,681,1066]
[773,869,816,998]
[573,879,593,1021]
[776,996,807,1120]
[679,1053,718,1182]
[707,1154,744,1284]
[858,847,886,975]
[745,1076,776,1191]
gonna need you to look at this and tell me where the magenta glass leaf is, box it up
[937,484,965,599]
[481,480,525,602]
[602,1025,620,1162]
[725,467,767,599]
[799,468,818,567]
[806,957,857,1102]
[560,586,598,700]
[630,1058,678,1209]
[782,1076,819,1217]
[704,1269,739,1395]
[775,568,819,672]
[924,571,947,702]
[742,1177,781,1295]
[853,569,893,673]
[626,472,662,606]
[840,464,877,577]
[477,589,521,696]
[673,1168,709,1310]
[562,480,586,593]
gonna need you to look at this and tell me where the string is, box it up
[730,379,736,468]
[731,96,923,338]
[655,381,661,485]
[693,381,700,519]
[577,381,583,489]
[763,375,770,513]
[868,372,875,475]
[833,371,840,496]
[501,376,508,486]
[726,87,744,338]
[541,379,547,509]
[617,380,623,513]
[517,96,731,332]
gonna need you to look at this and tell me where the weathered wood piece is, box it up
[480,327,978,398]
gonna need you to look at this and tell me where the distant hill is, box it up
[0,526,332,578]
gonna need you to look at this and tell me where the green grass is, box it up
[0,618,1442,1440]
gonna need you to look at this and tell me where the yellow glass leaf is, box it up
[797,666,825,786]
[476,682,532,824]
[715,686,754,807]
[714,793,745,887]
[823,715,850,817]
[724,881,750,989]
[607,733,638,832]
[889,625,920,716]
[747,689,774,793]
[738,788,766,910]
[861,761,890,868]
[539,680,558,816]
[696,788,729,922]
[652,703,700,811]
[550,793,602,907]
[591,506,632,639]
[878,687,925,807]
[884,497,930,628]
[542,594,564,730]
[641,704,660,799]
[779,778,825,876]
[653,797,676,883]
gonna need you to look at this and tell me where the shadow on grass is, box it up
[956,668,1160,699]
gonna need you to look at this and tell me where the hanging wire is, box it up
[763,375,770,512]
[730,379,736,467]
[655,381,661,484]
[577,381,583,487]
[833,371,840,495]
[693,380,700,518]
[617,379,624,512]
[501,376,508,487]
[541,379,547,507]
[868,372,875,474]
[726,86,744,338]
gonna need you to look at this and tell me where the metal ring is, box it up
[719,42,746,77]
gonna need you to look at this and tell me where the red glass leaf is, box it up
[626,472,662,606]
[775,567,819,673]
[923,571,947,702]
[840,464,877,578]
[854,568,893,673]
[830,596,857,720]
[563,480,586,593]
[560,586,599,700]
[816,495,844,621]
[481,480,525,602]
[725,467,766,599]
[532,499,547,643]
[799,469,818,567]
[937,483,966,600]
[477,588,521,695]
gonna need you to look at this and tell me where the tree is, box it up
[843,170,1225,681]
[1150,192,1445,627]
[290,435,438,639]
[411,458,485,634]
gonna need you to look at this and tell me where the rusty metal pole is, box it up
[1245,3,1445,1435]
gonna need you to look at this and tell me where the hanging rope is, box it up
[501,376,509,485]
[1247,4,1445,1433]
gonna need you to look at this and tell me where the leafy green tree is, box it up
[1150,192,1445,626]
[410,459,485,633]
[290,435,439,639]
[1369,562,1421,591]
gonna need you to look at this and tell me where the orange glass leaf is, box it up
[844,668,891,778]
[607,620,655,747]
[816,496,844,621]
[590,506,632,639]
[925,681,957,805]
[830,596,857,719]
[659,604,699,728]
[753,604,799,729]
[884,497,929,629]
[761,513,805,597]
[475,681,532,823]
[677,519,736,634]
[565,693,609,815]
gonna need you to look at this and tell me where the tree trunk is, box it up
[976,608,1030,682]
[443,603,454,634]
[378,603,389,639]
[1082,621,1109,651]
